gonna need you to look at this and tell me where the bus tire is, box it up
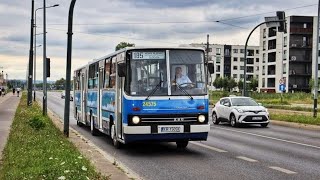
[90,116,99,136]
[176,141,188,149]
[111,124,121,149]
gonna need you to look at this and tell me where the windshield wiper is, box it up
[145,80,163,100]
[175,82,193,100]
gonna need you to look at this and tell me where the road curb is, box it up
[271,120,320,131]
[36,100,141,180]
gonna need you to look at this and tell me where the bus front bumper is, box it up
[123,124,209,143]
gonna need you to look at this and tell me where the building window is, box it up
[240,57,244,62]
[263,28,266,38]
[262,65,265,75]
[256,50,259,54]
[216,56,221,63]
[240,74,244,79]
[216,65,220,72]
[240,66,244,70]
[208,48,212,52]
[283,63,287,74]
[233,66,238,70]
[216,48,221,55]
[240,49,245,53]
[233,49,238,53]
[263,53,266,63]
[225,49,230,56]
[256,66,259,71]
[262,78,265,87]
[233,74,238,78]
[256,58,259,62]
[216,74,220,78]
[284,36,287,47]
[283,50,287,60]
[233,57,238,61]
[263,41,266,50]
[303,23,307,28]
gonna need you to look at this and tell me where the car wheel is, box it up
[176,141,188,149]
[230,114,238,127]
[111,123,121,149]
[90,117,100,136]
[261,123,269,128]
[212,112,220,125]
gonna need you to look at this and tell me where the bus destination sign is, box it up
[132,52,165,60]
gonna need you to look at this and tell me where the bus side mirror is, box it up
[208,63,214,74]
[118,63,126,77]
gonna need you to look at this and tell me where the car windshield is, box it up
[231,98,258,106]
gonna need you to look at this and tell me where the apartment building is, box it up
[259,16,318,93]
[182,43,260,90]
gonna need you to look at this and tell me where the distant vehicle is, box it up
[61,90,73,101]
[211,96,269,127]
[73,47,214,148]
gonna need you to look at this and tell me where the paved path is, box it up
[0,93,21,159]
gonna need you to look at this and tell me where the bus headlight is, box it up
[132,116,140,124]
[198,115,206,123]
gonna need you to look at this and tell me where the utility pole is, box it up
[313,0,320,118]
[206,34,210,86]
[28,0,35,106]
[64,0,77,137]
[43,0,47,115]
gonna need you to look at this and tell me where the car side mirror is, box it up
[208,62,214,74]
[118,63,126,77]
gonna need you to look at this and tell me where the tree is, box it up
[227,78,237,91]
[249,77,258,91]
[238,79,244,90]
[55,78,66,90]
[115,42,135,51]
[213,77,223,89]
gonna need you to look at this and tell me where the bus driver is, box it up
[172,66,193,87]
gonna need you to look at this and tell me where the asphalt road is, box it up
[37,91,320,180]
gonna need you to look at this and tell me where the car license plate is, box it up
[252,117,262,120]
[158,125,184,133]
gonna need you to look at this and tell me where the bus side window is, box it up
[104,61,111,88]
[110,63,116,88]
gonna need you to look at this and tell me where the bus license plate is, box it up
[252,117,262,120]
[158,125,184,133]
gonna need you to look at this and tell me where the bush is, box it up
[28,115,46,130]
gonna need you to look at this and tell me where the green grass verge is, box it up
[271,113,320,125]
[0,93,108,180]
[265,105,313,112]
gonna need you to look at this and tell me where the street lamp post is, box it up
[27,0,35,106]
[34,4,58,102]
[41,2,59,115]
[243,12,286,96]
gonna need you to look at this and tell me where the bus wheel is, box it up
[90,117,99,136]
[176,141,188,149]
[111,124,121,149]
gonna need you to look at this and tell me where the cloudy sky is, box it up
[0,0,318,81]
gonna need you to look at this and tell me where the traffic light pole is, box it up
[313,0,320,118]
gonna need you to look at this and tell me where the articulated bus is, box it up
[74,47,214,148]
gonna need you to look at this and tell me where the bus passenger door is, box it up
[98,68,104,130]
[81,73,86,123]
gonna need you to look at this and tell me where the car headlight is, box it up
[198,115,206,123]
[132,116,140,124]
[236,108,244,113]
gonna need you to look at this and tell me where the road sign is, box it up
[279,84,286,92]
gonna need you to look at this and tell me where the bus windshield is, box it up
[128,49,206,96]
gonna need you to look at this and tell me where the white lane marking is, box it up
[269,166,297,174]
[236,156,258,162]
[191,142,227,153]
[213,126,320,150]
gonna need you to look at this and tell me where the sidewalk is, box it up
[0,93,21,159]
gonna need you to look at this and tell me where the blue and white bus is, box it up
[73,47,214,148]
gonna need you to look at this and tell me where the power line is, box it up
[45,3,316,26]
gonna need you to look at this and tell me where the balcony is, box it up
[290,27,313,34]
[290,43,312,49]
[289,55,312,63]
[289,69,311,76]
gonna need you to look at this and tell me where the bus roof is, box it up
[74,46,205,72]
